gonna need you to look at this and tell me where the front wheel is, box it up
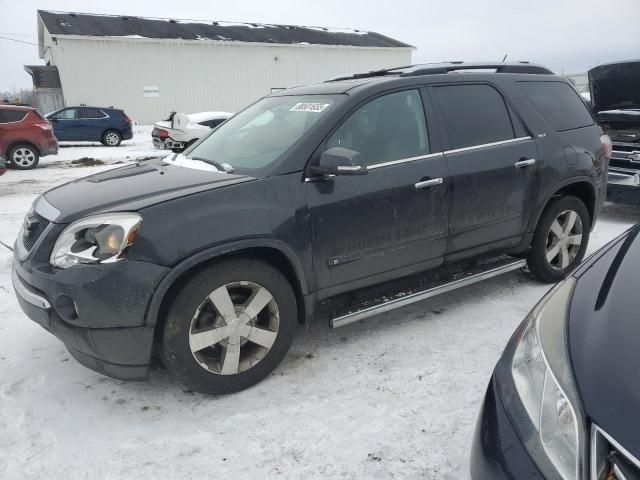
[527,195,591,283]
[160,259,297,394]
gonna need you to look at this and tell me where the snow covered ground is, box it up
[0,129,638,479]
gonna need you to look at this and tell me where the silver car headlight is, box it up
[50,212,142,269]
[499,277,586,480]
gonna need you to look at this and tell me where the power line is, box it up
[0,32,37,38]
[0,36,41,46]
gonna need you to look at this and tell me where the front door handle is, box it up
[415,178,443,189]
[515,158,536,168]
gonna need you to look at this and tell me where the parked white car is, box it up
[152,111,232,151]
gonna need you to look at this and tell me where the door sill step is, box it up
[330,256,526,328]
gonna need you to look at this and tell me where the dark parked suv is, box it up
[12,62,609,394]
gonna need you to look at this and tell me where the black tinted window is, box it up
[0,110,27,123]
[78,108,105,119]
[328,89,430,165]
[518,81,594,131]
[434,84,516,149]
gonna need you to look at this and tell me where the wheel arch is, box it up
[533,177,597,231]
[6,140,41,158]
[146,239,310,333]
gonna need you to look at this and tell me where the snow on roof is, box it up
[38,10,413,48]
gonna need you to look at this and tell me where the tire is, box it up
[8,144,39,170]
[101,130,122,147]
[160,259,297,394]
[527,195,591,283]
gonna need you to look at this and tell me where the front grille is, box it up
[592,424,640,480]
[22,210,49,251]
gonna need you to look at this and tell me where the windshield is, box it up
[183,95,336,174]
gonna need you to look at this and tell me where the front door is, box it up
[307,88,450,296]
[49,107,79,141]
[431,83,539,255]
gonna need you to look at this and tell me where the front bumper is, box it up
[607,167,640,205]
[12,249,169,380]
[471,375,544,479]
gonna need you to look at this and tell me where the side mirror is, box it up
[310,147,368,177]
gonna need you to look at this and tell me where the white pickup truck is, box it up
[152,111,232,152]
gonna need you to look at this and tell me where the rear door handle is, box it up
[415,178,443,189]
[515,158,536,168]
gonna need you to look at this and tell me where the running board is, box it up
[330,257,527,328]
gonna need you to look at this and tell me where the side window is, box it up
[0,110,27,123]
[433,84,516,149]
[327,89,430,166]
[518,81,594,132]
[52,108,78,120]
[78,108,105,119]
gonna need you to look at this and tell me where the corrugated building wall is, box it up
[42,33,411,123]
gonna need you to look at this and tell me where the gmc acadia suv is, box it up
[12,62,610,394]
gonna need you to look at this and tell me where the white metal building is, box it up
[32,11,414,123]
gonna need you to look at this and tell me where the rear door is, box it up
[77,107,109,141]
[431,83,539,255]
[307,88,450,295]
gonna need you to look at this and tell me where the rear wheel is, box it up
[9,144,39,170]
[528,196,590,283]
[160,259,297,394]
[101,130,122,146]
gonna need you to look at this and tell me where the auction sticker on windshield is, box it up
[289,103,330,113]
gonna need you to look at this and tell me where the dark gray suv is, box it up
[12,62,610,394]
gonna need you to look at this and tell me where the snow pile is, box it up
[43,125,161,167]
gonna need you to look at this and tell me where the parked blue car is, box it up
[45,106,133,146]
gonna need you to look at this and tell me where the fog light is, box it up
[54,295,78,322]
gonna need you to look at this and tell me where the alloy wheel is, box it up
[188,281,280,375]
[545,209,583,270]
[12,148,36,168]
[104,132,120,146]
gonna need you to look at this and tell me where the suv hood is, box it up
[44,158,254,223]
[589,61,640,112]
[569,226,640,460]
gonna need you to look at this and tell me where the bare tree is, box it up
[0,88,36,106]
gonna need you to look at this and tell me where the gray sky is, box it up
[2,0,639,91]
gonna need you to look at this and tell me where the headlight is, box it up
[498,277,586,480]
[50,212,142,269]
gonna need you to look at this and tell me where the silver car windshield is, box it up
[186,95,336,172]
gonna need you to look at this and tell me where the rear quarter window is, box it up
[0,110,28,123]
[518,81,594,131]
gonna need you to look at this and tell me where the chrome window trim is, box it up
[304,136,533,181]
[443,136,533,155]
[367,152,444,170]
[50,108,110,121]
[591,424,640,480]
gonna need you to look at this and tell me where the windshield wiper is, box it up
[190,157,235,173]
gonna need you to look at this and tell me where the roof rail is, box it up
[327,61,554,82]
